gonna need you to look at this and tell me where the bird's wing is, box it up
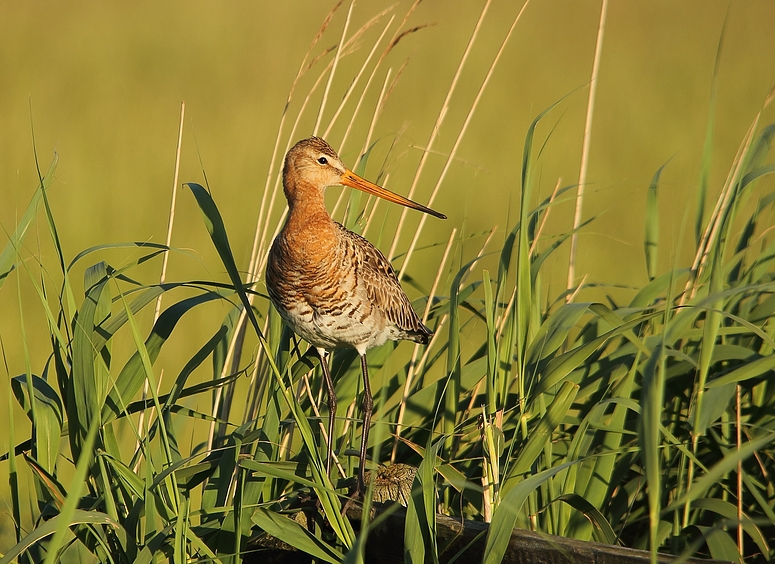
[336,223,430,341]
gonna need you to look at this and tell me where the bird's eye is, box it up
[317,156,328,165]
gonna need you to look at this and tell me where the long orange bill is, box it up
[341,169,447,220]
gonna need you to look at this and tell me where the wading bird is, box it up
[266,137,445,494]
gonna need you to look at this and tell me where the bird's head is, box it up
[282,136,446,220]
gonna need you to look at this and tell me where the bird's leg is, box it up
[357,354,373,497]
[317,348,336,478]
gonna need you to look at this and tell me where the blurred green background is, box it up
[1,0,775,538]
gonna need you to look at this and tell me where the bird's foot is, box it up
[340,475,366,517]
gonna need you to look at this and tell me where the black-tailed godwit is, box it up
[266,136,445,494]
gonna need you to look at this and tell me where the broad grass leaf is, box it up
[405,438,440,564]
[693,242,723,437]
[404,474,425,564]
[0,509,120,564]
[0,154,57,290]
[92,285,164,351]
[644,163,667,281]
[240,459,332,492]
[483,269,497,413]
[629,269,689,308]
[99,451,145,499]
[639,343,665,558]
[484,459,579,564]
[532,313,647,397]
[555,493,617,544]
[42,417,101,564]
[252,508,343,563]
[706,353,775,388]
[667,432,775,511]
[102,291,224,424]
[446,257,484,443]
[186,182,360,542]
[165,325,228,409]
[743,124,775,177]
[691,382,735,433]
[185,182,263,338]
[692,498,770,556]
[525,302,589,367]
[10,374,63,474]
[399,437,478,494]
[564,365,638,540]
[22,453,66,508]
[687,525,741,563]
[71,262,110,448]
[506,381,578,484]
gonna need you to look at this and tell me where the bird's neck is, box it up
[282,177,338,243]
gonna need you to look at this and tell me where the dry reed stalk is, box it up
[245,2,344,299]
[567,0,608,299]
[322,12,396,140]
[682,86,774,306]
[361,174,389,238]
[392,227,457,461]
[337,395,358,452]
[331,68,394,220]
[337,64,410,224]
[387,0,493,262]
[682,118,758,305]
[135,101,185,464]
[254,13,388,282]
[334,0,428,154]
[398,0,529,280]
[314,1,355,135]
[338,0,426,149]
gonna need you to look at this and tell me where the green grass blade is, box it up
[10,374,63,475]
[505,381,578,485]
[70,263,109,452]
[405,439,441,564]
[706,352,775,388]
[692,498,770,556]
[185,183,263,339]
[484,459,580,564]
[555,493,617,544]
[0,154,58,290]
[41,416,101,564]
[117,287,180,510]
[251,508,343,563]
[183,184,351,539]
[0,510,120,564]
[483,269,498,414]
[644,164,666,281]
[102,291,224,424]
[667,432,775,511]
[640,343,665,563]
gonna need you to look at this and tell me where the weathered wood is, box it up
[349,504,732,563]
[247,463,730,563]
[247,503,732,564]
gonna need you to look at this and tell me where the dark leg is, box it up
[357,354,373,495]
[317,348,336,477]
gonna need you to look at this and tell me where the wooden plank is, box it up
[248,503,733,563]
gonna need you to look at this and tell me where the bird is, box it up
[266,136,446,495]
